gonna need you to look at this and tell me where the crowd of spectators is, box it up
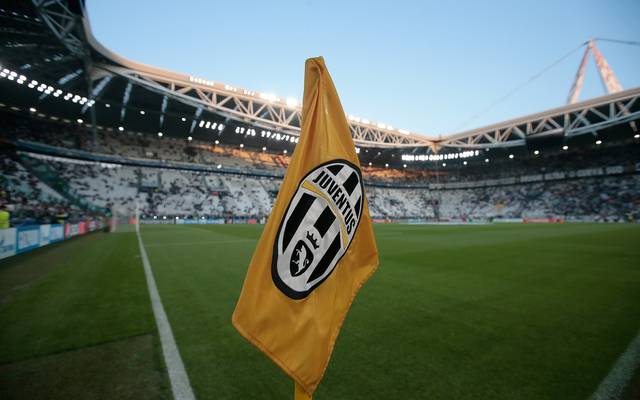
[1,109,639,224]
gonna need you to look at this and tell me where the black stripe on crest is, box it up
[307,233,341,283]
[314,206,336,237]
[327,165,343,175]
[343,171,359,195]
[282,193,315,252]
[354,196,361,216]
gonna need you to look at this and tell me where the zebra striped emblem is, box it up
[272,159,364,299]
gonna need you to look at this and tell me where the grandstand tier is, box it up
[2,104,639,225]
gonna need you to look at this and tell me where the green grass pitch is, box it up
[1,223,640,399]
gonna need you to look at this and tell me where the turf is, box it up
[140,223,640,400]
[1,223,640,399]
[0,232,171,399]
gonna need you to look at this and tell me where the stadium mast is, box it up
[567,39,624,104]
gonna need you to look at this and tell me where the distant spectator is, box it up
[0,204,10,228]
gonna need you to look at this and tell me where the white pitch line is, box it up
[136,229,196,400]
[589,328,640,400]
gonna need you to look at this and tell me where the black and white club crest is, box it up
[272,159,364,299]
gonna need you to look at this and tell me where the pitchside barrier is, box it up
[0,220,106,261]
[139,217,265,225]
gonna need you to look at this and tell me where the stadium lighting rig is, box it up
[401,150,480,162]
[188,75,215,87]
[0,66,95,107]
[232,126,302,146]
[198,120,224,131]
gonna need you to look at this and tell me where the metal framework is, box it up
[27,0,640,151]
[31,0,84,56]
[567,39,624,104]
[90,63,434,148]
[438,87,640,149]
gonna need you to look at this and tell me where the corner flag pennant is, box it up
[232,57,379,398]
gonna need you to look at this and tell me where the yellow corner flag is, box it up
[232,56,379,398]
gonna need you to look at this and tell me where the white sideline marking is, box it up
[589,329,640,400]
[136,229,196,400]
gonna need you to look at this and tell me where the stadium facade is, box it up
[1,0,639,228]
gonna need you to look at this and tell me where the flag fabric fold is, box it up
[232,56,379,397]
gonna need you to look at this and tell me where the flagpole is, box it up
[294,381,312,400]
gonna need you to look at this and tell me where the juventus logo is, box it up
[272,159,364,299]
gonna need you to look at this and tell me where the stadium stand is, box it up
[2,107,639,224]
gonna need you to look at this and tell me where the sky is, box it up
[86,0,640,138]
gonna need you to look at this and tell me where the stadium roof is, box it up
[1,0,639,153]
